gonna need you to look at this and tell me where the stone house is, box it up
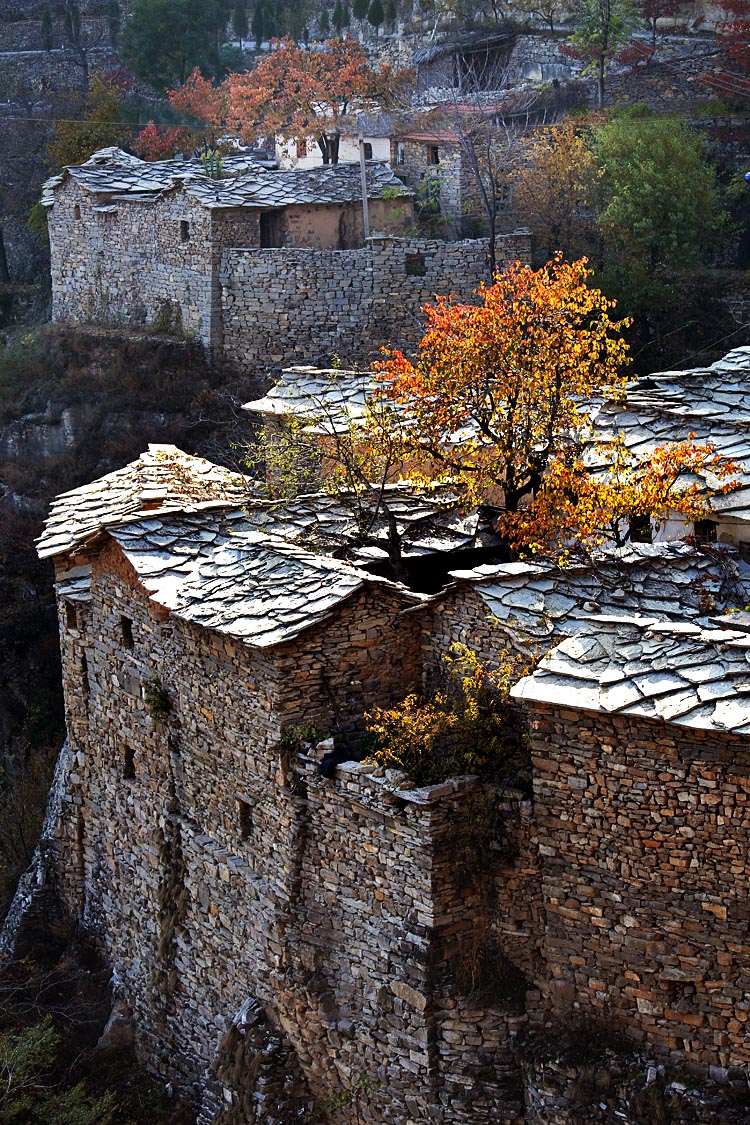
[8,438,750,1121]
[42,147,415,353]
[392,123,518,239]
[42,147,532,367]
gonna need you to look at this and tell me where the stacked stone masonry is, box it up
[221,233,531,368]
[52,538,531,1121]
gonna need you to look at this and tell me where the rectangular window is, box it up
[363,142,373,160]
[396,142,405,166]
[427,145,440,165]
[65,603,77,629]
[120,615,134,648]
[123,744,135,780]
[694,519,717,543]
[629,515,652,543]
[405,253,427,276]
[238,798,253,839]
[180,220,189,242]
[495,182,512,211]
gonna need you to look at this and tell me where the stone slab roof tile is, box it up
[512,618,750,734]
[588,346,750,523]
[42,148,413,209]
[108,514,419,647]
[445,543,745,656]
[37,445,254,560]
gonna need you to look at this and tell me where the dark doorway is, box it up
[259,210,284,248]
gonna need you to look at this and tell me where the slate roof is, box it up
[37,445,254,561]
[42,147,412,210]
[243,366,370,433]
[444,542,749,657]
[511,617,750,734]
[107,512,418,647]
[38,444,495,568]
[589,346,750,526]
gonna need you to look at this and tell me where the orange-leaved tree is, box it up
[374,256,631,514]
[168,37,412,165]
[501,435,742,556]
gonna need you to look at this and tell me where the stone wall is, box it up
[48,183,225,348]
[528,702,750,1070]
[220,232,531,368]
[51,541,531,1122]
[48,177,423,359]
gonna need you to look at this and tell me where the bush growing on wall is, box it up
[364,643,529,786]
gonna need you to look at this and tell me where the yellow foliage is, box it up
[364,644,529,786]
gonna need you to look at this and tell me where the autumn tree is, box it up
[511,116,599,265]
[568,0,640,106]
[375,256,630,513]
[502,435,741,556]
[639,0,679,49]
[170,36,412,164]
[48,73,131,171]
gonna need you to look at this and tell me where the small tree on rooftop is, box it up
[242,373,435,574]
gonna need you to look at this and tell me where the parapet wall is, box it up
[220,232,532,369]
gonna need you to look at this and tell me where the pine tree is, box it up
[367,0,384,27]
[251,0,265,45]
[233,0,248,42]
[385,0,396,27]
[40,4,53,50]
[343,1,351,24]
[353,0,368,20]
[333,0,344,30]
[320,8,330,33]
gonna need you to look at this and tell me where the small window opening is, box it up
[73,203,81,220]
[120,615,134,648]
[694,518,717,543]
[363,142,373,160]
[427,145,440,165]
[123,744,135,780]
[65,603,77,629]
[238,798,253,839]
[180,220,189,242]
[495,182,512,211]
[396,142,405,166]
[405,252,427,277]
[629,515,652,543]
[81,652,89,694]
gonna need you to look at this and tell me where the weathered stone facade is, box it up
[44,152,433,361]
[51,535,530,1122]
[527,704,750,1069]
[11,444,750,1122]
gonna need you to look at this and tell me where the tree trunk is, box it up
[0,226,10,285]
[596,55,605,107]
